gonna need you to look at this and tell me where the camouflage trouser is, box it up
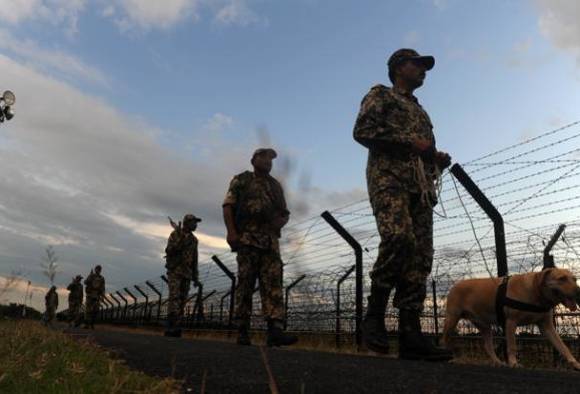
[370,187,433,311]
[68,301,82,324]
[85,296,100,322]
[167,271,191,322]
[235,245,284,324]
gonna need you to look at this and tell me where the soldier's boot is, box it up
[398,309,453,362]
[362,284,390,354]
[266,319,298,347]
[236,322,252,346]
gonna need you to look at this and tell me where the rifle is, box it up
[168,216,182,232]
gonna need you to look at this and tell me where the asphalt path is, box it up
[65,327,580,394]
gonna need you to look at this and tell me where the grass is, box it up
[0,320,180,393]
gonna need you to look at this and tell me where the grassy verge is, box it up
[0,320,180,393]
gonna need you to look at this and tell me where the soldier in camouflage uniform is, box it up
[44,286,58,327]
[67,275,84,327]
[84,265,105,329]
[164,213,201,337]
[223,148,298,347]
[353,48,452,361]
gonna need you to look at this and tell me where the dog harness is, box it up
[495,276,552,329]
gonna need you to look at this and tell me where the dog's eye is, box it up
[558,277,567,282]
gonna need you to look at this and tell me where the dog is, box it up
[442,268,580,369]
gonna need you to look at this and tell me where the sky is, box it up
[0,0,579,310]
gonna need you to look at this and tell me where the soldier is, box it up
[222,148,298,347]
[44,286,58,327]
[353,48,452,361]
[67,275,83,327]
[164,213,201,337]
[84,265,105,329]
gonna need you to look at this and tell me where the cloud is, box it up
[535,0,580,65]
[101,0,264,32]
[214,0,261,27]
[403,31,420,47]
[0,29,109,87]
[0,0,86,35]
[104,0,201,32]
[203,113,234,134]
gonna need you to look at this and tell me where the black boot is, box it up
[362,284,390,353]
[236,322,252,346]
[266,319,298,347]
[398,309,452,362]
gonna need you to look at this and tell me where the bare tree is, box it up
[41,245,59,285]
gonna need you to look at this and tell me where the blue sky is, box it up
[0,0,579,308]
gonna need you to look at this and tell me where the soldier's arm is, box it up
[353,87,417,152]
[192,238,199,284]
[223,176,241,250]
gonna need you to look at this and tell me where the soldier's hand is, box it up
[226,231,240,252]
[435,151,452,169]
[412,138,433,153]
[193,278,201,288]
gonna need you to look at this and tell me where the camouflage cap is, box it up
[387,48,435,71]
[251,148,277,161]
[183,213,202,223]
[75,274,83,280]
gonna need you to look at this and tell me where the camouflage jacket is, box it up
[165,230,199,279]
[45,290,58,309]
[223,171,289,252]
[84,273,105,299]
[353,84,436,196]
[67,281,83,303]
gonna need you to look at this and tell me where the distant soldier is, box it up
[223,148,298,347]
[67,275,83,327]
[44,286,58,327]
[353,48,452,361]
[164,213,201,337]
[84,265,105,329]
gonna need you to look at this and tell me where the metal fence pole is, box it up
[134,285,149,323]
[109,293,121,320]
[322,210,363,347]
[450,164,507,277]
[284,274,306,330]
[146,280,162,322]
[116,291,128,321]
[212,256,236,327]
[432,280,439,345]
[544,224,566,269]
[124,287,138,321]
[102,296,114,321]
[220,290,232,324]
[336,265,355,348]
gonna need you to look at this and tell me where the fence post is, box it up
[134,285,149,323]
[116,291,128,321]
[212,256,236,327]
[146,280,162,323]
[192,284,204,322]
[220,290,231,324]
[336,265,355,348]
[432,280,439,345]
[102,296,114,321]
[450,164,507,277]
[284,274,306,330]
[124,287,138,321]
[543,224,566,269]
[109,293,121,320]
[322,210,363,347]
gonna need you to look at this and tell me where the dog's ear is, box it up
[536,268,555,290]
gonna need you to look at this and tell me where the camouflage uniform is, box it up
[84,270,105,324]
[44,287,58,325]
[165,225,199,323]
[354,84,437,311]
[67,277,84,326]
[223,170,288,324]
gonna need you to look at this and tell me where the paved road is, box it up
[66,327,580,393]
